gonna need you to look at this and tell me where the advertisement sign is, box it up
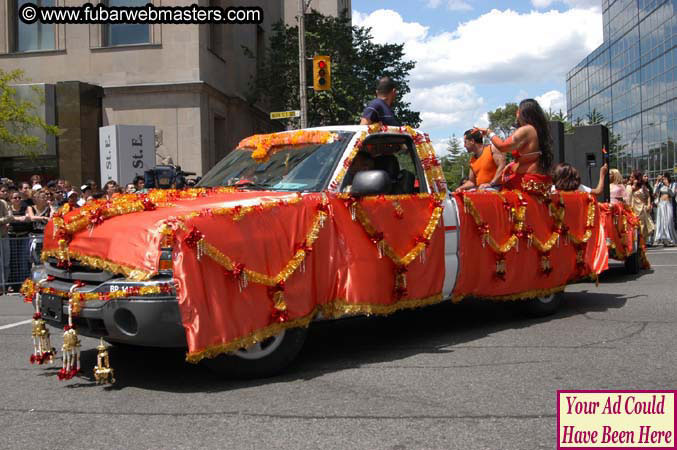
[558,390,676,449]
[99,125,155,186]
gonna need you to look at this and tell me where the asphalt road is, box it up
[1,248,676,450]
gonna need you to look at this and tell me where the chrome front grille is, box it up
[44,258,116,283]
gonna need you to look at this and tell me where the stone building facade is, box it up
[0,0,346,185]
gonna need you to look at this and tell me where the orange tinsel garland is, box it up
[238,130,339,162]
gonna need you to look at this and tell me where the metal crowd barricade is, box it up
[0,234,40,294]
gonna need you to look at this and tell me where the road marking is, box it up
[0,319,31,330]
[649,264,677,267]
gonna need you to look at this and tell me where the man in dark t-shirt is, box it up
[360,76,400,126]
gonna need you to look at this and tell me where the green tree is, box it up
[586,109,605,125]
[487,102,518,137]
[246,12,420,128]
[0,69,60,156]
[439,134,470,189]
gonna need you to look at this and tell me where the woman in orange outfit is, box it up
[475,99,554,197]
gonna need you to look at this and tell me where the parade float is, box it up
[599,202,649,274]
[20,124,642,381]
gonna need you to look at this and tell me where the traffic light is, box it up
[313,55,331,91]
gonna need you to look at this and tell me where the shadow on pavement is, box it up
[596,263,654,284]
[65,288,630,393]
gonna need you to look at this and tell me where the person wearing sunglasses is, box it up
[7,190,32,286]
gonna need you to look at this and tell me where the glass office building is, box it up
[566,0,677,178]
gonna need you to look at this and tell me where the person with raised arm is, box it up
[474,99,554,197]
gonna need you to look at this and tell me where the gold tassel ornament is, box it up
[93,338,115,385]
[58,285,81,380]
[29,278,56,365]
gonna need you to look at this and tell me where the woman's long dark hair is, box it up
[518,98,553,173]
[631,170,645,189]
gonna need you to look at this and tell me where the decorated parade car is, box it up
[599,202,648,274]
[21,124,641,381]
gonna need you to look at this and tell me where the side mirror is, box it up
[351,170,391,196]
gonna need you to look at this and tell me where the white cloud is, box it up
[420,112,466,129]
[426,0,472,10]
[476,112,489,128]
[353,9,428,45]
[531,0,601,11]
[531,0,556,7]
[353,8,603,87]
[431,138,452,157]
[406,83,483,114]
[404,83,485,130]
[446,0,473,11]
[535,90,567,113]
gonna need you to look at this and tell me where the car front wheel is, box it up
[201,327,308,379]
[521,292,562,317]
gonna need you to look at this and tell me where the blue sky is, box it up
[352,0,604,154]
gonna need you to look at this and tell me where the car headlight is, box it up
[29,235,43,266]
[31,266,47,282]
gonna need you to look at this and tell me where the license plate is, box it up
[159,177,170,185]
[40,294,64,324]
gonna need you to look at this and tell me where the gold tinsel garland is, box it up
[51,187,237,239]
[20,279,173,316]
[462,191,525,254]
[351,194,444,267]
[345,193,444,300]
[185,206,329,288]
[451,285,567,303]
[41,248,155,281]
[461,192,597,278]
[160,193,304,227]
[185,292,445,363]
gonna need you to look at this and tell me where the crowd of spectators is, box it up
[0,174,146,290]
[608,171,677,247]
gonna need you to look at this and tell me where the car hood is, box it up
[42,190,298,280]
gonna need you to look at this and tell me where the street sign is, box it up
[99,125,155,186]
[270,110,301,120]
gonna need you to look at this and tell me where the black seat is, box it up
[374,155,400,179]
[393,169,416,194]
[374,155,400,194]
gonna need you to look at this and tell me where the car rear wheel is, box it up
[202,327,307,379]
[521,292,562,317]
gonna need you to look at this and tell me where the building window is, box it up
[103,0,150,46]
[13,0,55,52]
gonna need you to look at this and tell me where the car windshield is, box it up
[197,131,354,191]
